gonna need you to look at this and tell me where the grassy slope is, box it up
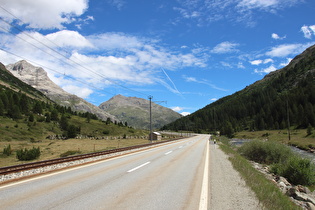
[234,129,315,150]
[0,115,151,167]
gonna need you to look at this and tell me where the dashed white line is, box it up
[127,161,151,173]
[165,151,173,155]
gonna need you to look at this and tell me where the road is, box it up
[0,135,209,210]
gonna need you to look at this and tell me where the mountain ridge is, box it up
[99,94,182,129]
[5,60,118,122]
[162,44,315,135]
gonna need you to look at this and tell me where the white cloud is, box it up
[62,85,93,98]
[237,0,300,11]
[171,106,190,116]
[0,30,208,97]
[265,43,315,57]
[301,25,315,39]
[250,60,263,65]
[183,76,197,82]
[250,58,273,65]
[212,41,239,54]
[264,58,274,64]
[172,106,184,112]
[210,98,217,101]
[181,112,190,116]
[280,58,292,67]
[46,30,94,49]
[254,65,277,74]
[0,0,89,29]
[272,33,286,40]
[173,0,302,27]
[237,62,245,69]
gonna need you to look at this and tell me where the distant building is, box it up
[149,132,162,140]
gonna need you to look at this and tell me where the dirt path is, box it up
[209,142,262,210]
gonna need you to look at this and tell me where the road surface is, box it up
[0,135,209,210]
[0,135,261,210]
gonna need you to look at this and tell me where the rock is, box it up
[286,186,298,197]
[276,176,291,186]
[307,202,315,210]
[294,192,315,207]
[298,185,311,194]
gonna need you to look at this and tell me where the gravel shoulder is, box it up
[209,142,262,210]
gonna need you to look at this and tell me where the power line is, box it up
[0,47,115,96]
[0,5,148,98]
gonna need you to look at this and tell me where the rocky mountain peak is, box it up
[6,60,66,95]
[6,60,118,122]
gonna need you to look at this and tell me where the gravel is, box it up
[209,143,262,210]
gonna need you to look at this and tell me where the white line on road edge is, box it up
[165,151,173,155]
[199,140,209,210]
[127,162,151,173]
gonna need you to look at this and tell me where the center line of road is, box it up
[165,151,173,155]
[127,161,151,173]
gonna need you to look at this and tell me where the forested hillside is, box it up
[162,45,315,136]
[0,63,142,141]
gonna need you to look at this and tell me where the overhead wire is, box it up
[0,47,115,96]
[0,5,148,98]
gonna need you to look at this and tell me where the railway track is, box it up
[0,138,183,176]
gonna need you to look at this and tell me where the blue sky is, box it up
[0,0,315,115]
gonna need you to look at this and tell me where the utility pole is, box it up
[287,99,291,141]
[148,95,166,143]
[149,95,153,143]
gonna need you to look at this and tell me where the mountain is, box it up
[0,62,48,101]
[6,60,118,122]
[162,44,315,136]
[99,94,182,129]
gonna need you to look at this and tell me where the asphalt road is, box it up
[0,135,209,210]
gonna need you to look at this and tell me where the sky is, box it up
[0,0,315,116]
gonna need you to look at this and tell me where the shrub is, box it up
[103,130,110,135]
[3,144,12,156]
[271,156,315,186]
[238,140,293,164]
[16,147,41,161]
[239,140,315,186]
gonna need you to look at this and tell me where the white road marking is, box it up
[199,140,209,210]
[127,161,151,173]
[165,151,173,155]
[179,146,183,149]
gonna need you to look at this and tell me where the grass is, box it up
[0,114,176,167]
[235,128,315,150]
[0,137,153,167]
[219,137,301,210]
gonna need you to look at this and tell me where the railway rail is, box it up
[0,138,183,176]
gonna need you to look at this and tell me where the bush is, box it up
[271,156,315,186]
[103,130,110,135]
[3,144,12,156]
[238,140,294,164]
[16,147,41,161]
[239,140,315,186]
